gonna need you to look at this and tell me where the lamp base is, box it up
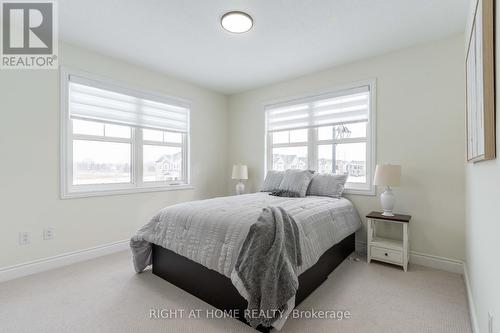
[380,186,395,216]
[381,211,395,217]
[235,181,245,195]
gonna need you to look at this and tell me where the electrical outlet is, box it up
[18,232,30,245]
[43,228,55,240]
[488,312,493,333]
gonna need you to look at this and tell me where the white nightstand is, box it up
[366,211,411,271]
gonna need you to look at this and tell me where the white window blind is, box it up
[69,75,189,133]
[266,86,370,131]
[265,81,376,195]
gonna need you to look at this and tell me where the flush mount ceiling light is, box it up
[221,11,253,34]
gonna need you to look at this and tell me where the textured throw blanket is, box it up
[230,206,302,329]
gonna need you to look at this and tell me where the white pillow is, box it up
[307,173,348,198]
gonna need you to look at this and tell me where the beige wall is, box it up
[0,43,228,268]
[465,1,500,332]
[227,34,466,261]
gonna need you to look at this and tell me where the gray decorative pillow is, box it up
[276,169,314,197]
[307,173,348,198]
[261,170,285,192]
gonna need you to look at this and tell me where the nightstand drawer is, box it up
[371,246,403,264]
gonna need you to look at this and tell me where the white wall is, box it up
[227,34,466,261]
[0,43,228,268]
[465,2,500,332]
[0,34,469,276]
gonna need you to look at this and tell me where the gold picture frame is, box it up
[466,0,495,163]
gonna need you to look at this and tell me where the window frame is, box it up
[265,80,377,195]
[141,129,188,185]
[60,67,192,199]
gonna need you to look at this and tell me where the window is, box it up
[266,82,376,194]
[61,69,190,198]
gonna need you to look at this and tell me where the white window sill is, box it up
[61,184,194,199]
[343,186,376,196]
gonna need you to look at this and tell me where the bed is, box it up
[131,192,361,331]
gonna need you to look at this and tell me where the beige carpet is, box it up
[0,251,472,333]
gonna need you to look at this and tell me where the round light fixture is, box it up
[221,11,253,34]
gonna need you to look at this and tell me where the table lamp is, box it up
[374,164,402,216]
[232,164,248,195]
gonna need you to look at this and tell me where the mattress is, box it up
[131,192,361,277]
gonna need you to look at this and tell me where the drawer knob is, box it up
[384,253,388,256]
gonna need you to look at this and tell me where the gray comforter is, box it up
[130,192,361,327]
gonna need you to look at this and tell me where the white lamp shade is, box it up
[374,164,401,186]
[232,164,248,180]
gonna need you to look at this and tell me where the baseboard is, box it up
[356,241,464,274]
[0,239,129,283]
[463,262,480,333]
[409,251,463,274]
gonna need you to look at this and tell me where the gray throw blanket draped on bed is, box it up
[230,206,302,328]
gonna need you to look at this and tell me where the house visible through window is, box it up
[61,69,190,198]
[266,82,376,194]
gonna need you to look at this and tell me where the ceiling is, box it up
[60,0,469,94]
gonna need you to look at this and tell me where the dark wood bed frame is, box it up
[152,233,354,332]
